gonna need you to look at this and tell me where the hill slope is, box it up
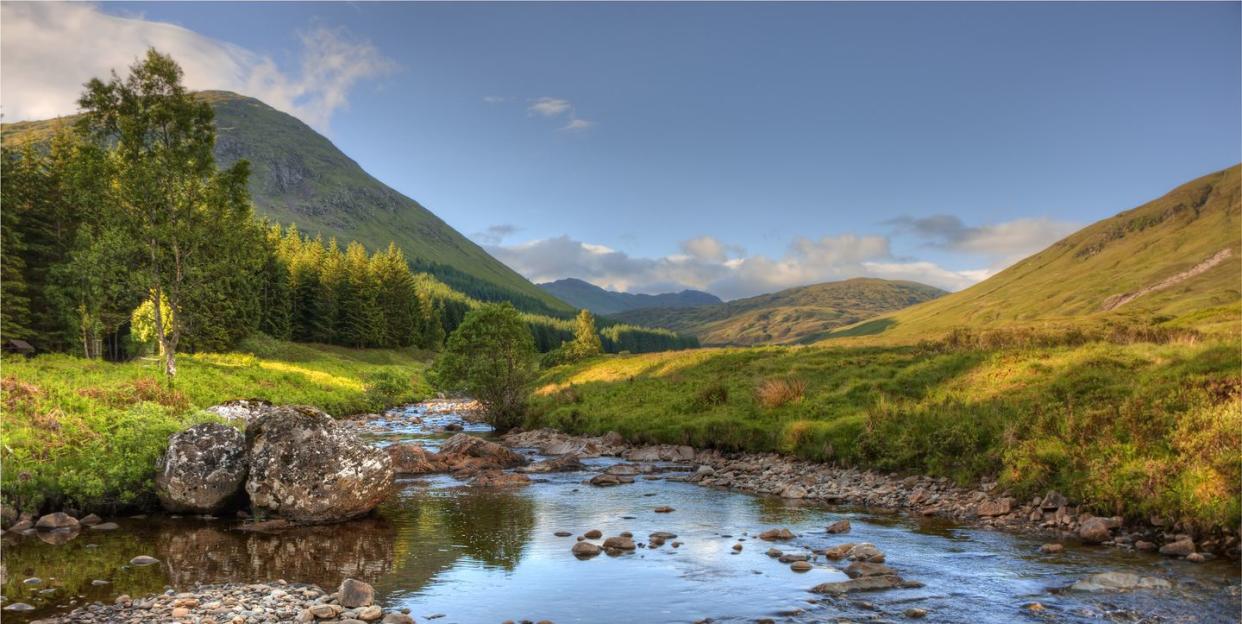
[538,278,722,315]
[831,164,1242,341]
[612,278,945,346]
[1,91,572,316]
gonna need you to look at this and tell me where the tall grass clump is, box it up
[755,377,806,409]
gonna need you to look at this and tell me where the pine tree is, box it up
[372,243,419,347]
[568,309,603,359]
[340,241,383,347]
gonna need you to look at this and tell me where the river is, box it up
[2,402,1238,623]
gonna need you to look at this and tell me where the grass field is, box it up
[529,331,1240,529]
[0,335,430,513]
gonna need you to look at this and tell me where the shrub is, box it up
[363,371,410,409]
[430,303,538,432]
[691,381,729,410]
[756,377,806,409]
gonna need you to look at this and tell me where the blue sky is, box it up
[3,2,1239,298]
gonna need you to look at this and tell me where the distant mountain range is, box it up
[1,91,573,316]
[538,278,721,315]
[611,278,945,346]
[828,164,1242,341]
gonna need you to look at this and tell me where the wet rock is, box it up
[780,484,807,499]
[89,522,120,530]
[246,406,394,524]
[3,603,35,612]
[572,541,602,557]
[758,528,795,541]
[732,543,743,552]
[1135,540,1156,551]
[589,473,634,487]
[382,614,416,624]
[79,513,103,526]
[584,529,603,539]
[156,422,248,514]
[826,519,851,534]
[845,561,896,578]
[904,608,928,619]
[654,506,675,513]
[1078,516,1113,544]
[811,575,905,594]
[339,578,375,608]
[1070,572,1171,592]
[778,553,808,563]
[603,536,636,550]
[1040,491,1068,510]
[439,433,528,471]
[555,531,573,537]
[766,548,783,557]
[649,531,677,539]
[357,605,383,621]
[35,512,79,531]
[823,543,855,560]
[130,555,159,566]
[790,561,812,572]
[846,543,886,563]
[1159,538,1196,557]
[470,470,531,487]
[1039,543,1064,554]
[519,454,584,473]
[205,398,272,424]
[604,463,643,476]
[385,443,447,474]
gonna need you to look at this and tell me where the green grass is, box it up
[529,335,1240,530]
[611,278,944,346]
[0,335,430,513]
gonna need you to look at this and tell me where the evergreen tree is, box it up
[568,309,603,359]
[340,241,383,347]
[372,243,419,347]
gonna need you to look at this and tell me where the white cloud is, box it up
[482,95,509,104]
[488,232,988,300]
[887,214,1078,267]
[528,97,572,117]
[559,117,595,132]
[0,3,395,133]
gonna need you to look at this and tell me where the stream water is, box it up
[2,403,1238,623]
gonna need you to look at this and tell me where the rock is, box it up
[1186,552,1207,562]
[976,498,1013,517]
[470,470,531,487]
[130,555,159,566]
[3,603,35,612]
[554,531,573,537]
[384,443,447,474]
[1078,517,1113,544]
[790,561,812,572]
[603,536,636,550]
[339,578,375,608]
[780,484,807,499]
[1159,538,1196,557]
[654,506,675,513]
[904,608,928,619]
[357,605,383,621]
[846,543,886,563]
[246,406,394,524]
[519,454,584,473]
[758,528,795,541]
[439,433,528,471]
[1070,572,1171,592]
[572,541,602,557]
[601,431,625,446]
[1040,491,1068,510]
[171,607,191,618]
[1039,543,1064,554]
[778,553,808,563]
[35,512,79,531]
[732,543,743,552]
[205,399,272,424]
[382,615,416,624]
[89,522,120,530]
[1135,540,1156,551]
[650,531,677,539]
[155,422,248,514]
[766,548,783,558]
[589,473,633,487]
[823,543,856,560]
[584,529,603,539]
[114,595,131,606]
[310,603,341,618]
[79,513,103,526]
[812,575,905,594]
[604,463,642,476]
[826,520,851,534]
[845,561,896,578]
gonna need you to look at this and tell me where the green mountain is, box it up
[538,278,722,315]
[831,164,1242,341]
[1,91,573,316]
[611,278,945,346]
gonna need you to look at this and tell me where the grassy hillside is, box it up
[539,278,721,315]
[612,278,945,346]
[1,91,573,317]
[531,334,1239,529]
[831,165,1242,342]
[0,335,430,512]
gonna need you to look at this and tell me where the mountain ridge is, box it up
[538,278,721,315]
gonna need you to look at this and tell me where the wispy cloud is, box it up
[559,117,595,132]
[887,214,1079,267]
[482,95,509,104]
[0,3,395,133]
[528,97,572,117]
[471,224,520,245]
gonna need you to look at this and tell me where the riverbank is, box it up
[0,335,430,514]
[528,338,1241,532]
[501,428,1240,559]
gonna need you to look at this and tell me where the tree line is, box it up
[0,49,697,374]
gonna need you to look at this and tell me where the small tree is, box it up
[430,302,537,432]
[568,309,603,359]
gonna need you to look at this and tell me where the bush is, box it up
[756,377,806,408]
[430,303,538,432]
[363,371,410,409]
[691,381,729,410]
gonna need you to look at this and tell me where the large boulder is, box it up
[245,406,394,524]
[155,423,248,514]
[205,399,272,425]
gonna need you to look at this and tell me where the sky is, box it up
[3,2,1239,300]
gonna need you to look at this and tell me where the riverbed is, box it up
[3,402,1238,623]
